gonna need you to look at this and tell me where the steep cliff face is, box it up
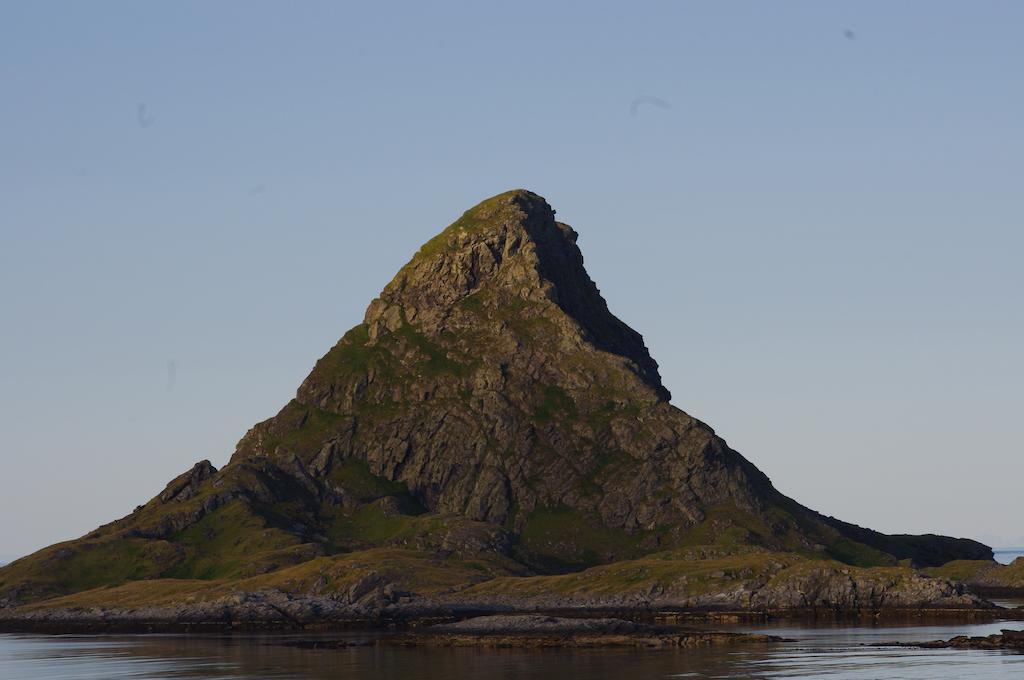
[0,190,990,608]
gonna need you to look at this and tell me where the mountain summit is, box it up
[0,190,990,612]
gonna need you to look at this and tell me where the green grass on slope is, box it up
[327,459,410,502]
[0,538,176,603]
[924,558,1024,589]
[534,385,577,423]
[392,322,473,378]
[163,500,313,580]
[17,548,514,612]
[12,542,968,615]
[408,191,521,263]
[518,506,655,571]
[662,503,895,569]
[463,546,947,606]
[923,560,998,582]
[465,547,797,599]
[509,494,898,575]
[323,502,421,549]
[261,400,351,459]
[309,324,389,383]
[301,317,473,420]
[0,464,327,602]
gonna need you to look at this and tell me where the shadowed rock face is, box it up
[0,190,991,609]
[363,191,668,399]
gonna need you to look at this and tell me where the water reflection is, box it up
[2,620,1023,680]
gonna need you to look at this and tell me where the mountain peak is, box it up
[364,189,670,399]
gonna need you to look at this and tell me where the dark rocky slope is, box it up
[0,190,990,616]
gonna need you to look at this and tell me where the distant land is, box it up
[0,190,1015,629]
[994,549,1024,565]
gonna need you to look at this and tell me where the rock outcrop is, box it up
[0,190,992,619]
[393,615,785,647]
[885,629,1024,650]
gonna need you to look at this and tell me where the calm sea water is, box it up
[2,620,1023,679]
[994,549,1024,565]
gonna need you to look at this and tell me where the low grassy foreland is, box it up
[924,558,1024,594]
[7,544,988,618]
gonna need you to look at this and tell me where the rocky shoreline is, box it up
[2,599,1020,635]
[270,615,787,649]
[4,541,1007,636]
[879,628,1024,651]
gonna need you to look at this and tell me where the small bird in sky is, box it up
[629,95,672,117]
[137,103,155,128]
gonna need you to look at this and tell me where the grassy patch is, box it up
[534,385,577,423]
[327,459,409,502]
[518,506,650,571]
[408,191,522,264]
[21,548,516,612]
[262,400,350,457]
[464,547,798,599]
[585,400,640,432]
[17,578,223,611]
[921,558,1024,590]
[826,536,898,568]
[0,538,177,603]
[311,324,391,382]
[458,286,559,341]
[164,500,305,580]
[393,322,472,377]
[669,503,895,569]
[323,502,419,549]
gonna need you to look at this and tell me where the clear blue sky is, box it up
[2,1,1022,559]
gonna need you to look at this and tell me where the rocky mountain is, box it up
[0,190,992,617]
